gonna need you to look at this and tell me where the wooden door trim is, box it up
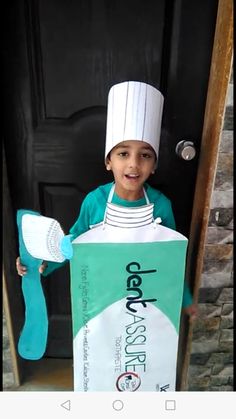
[3,270,21,387]
[3,143,25,387]
[180,0,233,390]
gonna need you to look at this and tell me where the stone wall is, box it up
[3,310,16,389]
[188,68,233,391]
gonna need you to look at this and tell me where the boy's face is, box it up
[106,140,156,200]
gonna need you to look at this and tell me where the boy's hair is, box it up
[105,146,157,164]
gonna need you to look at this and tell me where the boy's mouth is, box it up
[125,174,140,179]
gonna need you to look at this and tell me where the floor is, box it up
[4,358,73,391]
[3,307,74,391]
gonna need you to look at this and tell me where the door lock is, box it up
[175,140,196,161]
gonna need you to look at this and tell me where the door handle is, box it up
[175,140,196,160]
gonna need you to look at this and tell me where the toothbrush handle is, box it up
[17,209,48,360]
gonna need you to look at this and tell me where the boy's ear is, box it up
[153,160,158,172]
[105,159,112,171]
[151,163,156,174]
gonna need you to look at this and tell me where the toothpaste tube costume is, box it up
[70,81,188,391]
[17,81,191,391]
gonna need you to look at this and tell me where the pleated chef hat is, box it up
[105,81,164,160]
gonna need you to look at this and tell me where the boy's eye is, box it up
[141,153,153,159]
[118,152,129,157]
[116,151,154,159]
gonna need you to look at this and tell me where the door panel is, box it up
[3,0,218,358]
[38,0,165,118]
[157,1,219,234]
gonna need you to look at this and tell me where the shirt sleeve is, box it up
[153,193,193,308]
[41,259,68,277]
[156,197,176,230]
[69,195,91,240]
[182,282,193,308]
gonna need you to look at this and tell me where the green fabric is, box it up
[71,241,188,338]
[70,182,176,239]
[182,281,193,307]
[42,182,192,307]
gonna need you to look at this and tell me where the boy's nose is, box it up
[128,155,139,168]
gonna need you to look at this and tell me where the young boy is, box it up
[16,81,197,320]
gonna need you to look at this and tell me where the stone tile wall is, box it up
[188,69,233,391]
[3,310,16,389]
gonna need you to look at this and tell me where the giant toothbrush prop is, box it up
[17,210,47,360]
[16,209,72,360]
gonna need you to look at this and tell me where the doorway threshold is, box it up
[7,358,73,391]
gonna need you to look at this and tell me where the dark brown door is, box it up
[3,0,218,358]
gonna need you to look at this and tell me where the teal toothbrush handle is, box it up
[17,209,48,360]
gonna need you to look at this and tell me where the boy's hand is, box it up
[16,256,47,276]
[183,303,198,322]
[16,256,27,276]
[39,261,48,273]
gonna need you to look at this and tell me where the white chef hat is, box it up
[105,81,164,161]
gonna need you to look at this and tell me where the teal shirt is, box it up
[70,182,176,239]
[43,182,192,307]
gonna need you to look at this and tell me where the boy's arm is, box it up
[182,281,193,308]
[156,196,197,318]
[42,196,91,277]
[41,259,68,277]
[182,281,198,320]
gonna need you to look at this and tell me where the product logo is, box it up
[116,372,141,391]
[126,262,157,313]
[123,261,158,375]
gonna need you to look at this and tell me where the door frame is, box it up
[179,0,233,390]
[3,0,233,389]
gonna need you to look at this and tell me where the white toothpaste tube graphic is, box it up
[70,203,188,391]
